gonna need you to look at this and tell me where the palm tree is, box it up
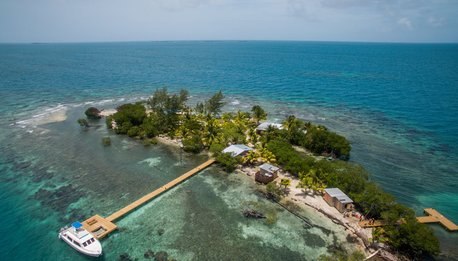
[251,105,267,124]
[241,150,258,165]
[283,115,303,142]
[280,178,291,195]
[299,169,326,196]
[247,127,259,145]
[259,148,276,163]
[203,118,221,146]
[280,178,291,188]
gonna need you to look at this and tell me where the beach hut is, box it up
[222,144,253,157]
[255,163,280,184]
[323,188,354,213]
[256,122,283,133]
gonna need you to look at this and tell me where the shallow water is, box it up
[0,109,358,260]
[1,41,457,260]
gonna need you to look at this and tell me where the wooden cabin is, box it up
[323,188,354,213]
[255,163,280,184]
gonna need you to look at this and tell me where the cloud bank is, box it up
[0,0,456,42]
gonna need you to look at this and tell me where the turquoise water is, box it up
[1,41,457,260]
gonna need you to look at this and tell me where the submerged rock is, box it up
[31,169,54,183]
[243,209,266,219]
[144,249,155,259]
[154,251,168,261]
[157,228,165,236]
[15,161,32,170]
[31,184,84,213]
[85,107,102,119]
[118,253,136,261]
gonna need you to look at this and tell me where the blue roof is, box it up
[72,221,83,229]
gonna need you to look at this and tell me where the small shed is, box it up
[256,122,283,132]
[323,188,354,213]
[255,163,280,184]
[222,144,253,157]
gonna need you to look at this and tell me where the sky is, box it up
[0,0,457,43]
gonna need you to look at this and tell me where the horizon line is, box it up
[1,39,457,45]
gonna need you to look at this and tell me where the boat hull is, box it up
[59,231,102,257]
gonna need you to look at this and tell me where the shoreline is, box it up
[121,125,374,256]
[102,107,376,257]
[98,103,426,260]
[239,166,374,256]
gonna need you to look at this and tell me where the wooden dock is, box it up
[359,220,387,228]
[358,208,458,232]
[417,208,458,231]
[82,159,215,239]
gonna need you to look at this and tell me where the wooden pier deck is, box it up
[359,220,387,228]
[358,208,458,232]
[82,159,215,239]
[416,208,458,231]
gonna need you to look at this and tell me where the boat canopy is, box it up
[72,221,83,229]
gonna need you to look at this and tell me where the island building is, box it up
[256,122,284,133]
[255,163,280,184]
[222,144,253,157]
[323,188,354,213]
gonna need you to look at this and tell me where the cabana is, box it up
[323,188,354,213]
[255,163,280,184]
[222,144,253,157]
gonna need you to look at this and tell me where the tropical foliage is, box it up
[77,118,89,128]
[215,152,240,172]
[104,89,439,258]
[84,107,101,119]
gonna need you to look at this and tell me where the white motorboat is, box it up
[58,221,102,257]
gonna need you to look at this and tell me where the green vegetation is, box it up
[265,136,439,258]
[101,89,439,258]
[266,139,315,176]
[182,134,204,153]
[77,118,89,128]
[280,178,291,194]
[265,181,284,201]
[204,90,225,116]
[303,124,351,160]
[102,137,111,146]
[215,152,239,172]
[251,105,267,123]
[147,88,188,134]
[84,107,101,119]
[265,210,278,225]
[112,103,146,135]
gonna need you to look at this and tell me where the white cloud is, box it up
[397,17,413,30]
[428,16,444,27]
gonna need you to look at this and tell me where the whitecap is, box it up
[15,104,68,127]
[230,99,240,105]
[138,157,162,168]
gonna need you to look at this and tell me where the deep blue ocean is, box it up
[1,41,457,260]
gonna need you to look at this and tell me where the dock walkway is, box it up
[82,159,215,239]
[359,220,386,228]
[417,208,458,231]
[359,208,458,232]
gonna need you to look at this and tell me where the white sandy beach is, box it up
[99,109,117,117]
[240,165,373,256]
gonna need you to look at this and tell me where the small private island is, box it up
[70,89,458,260]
